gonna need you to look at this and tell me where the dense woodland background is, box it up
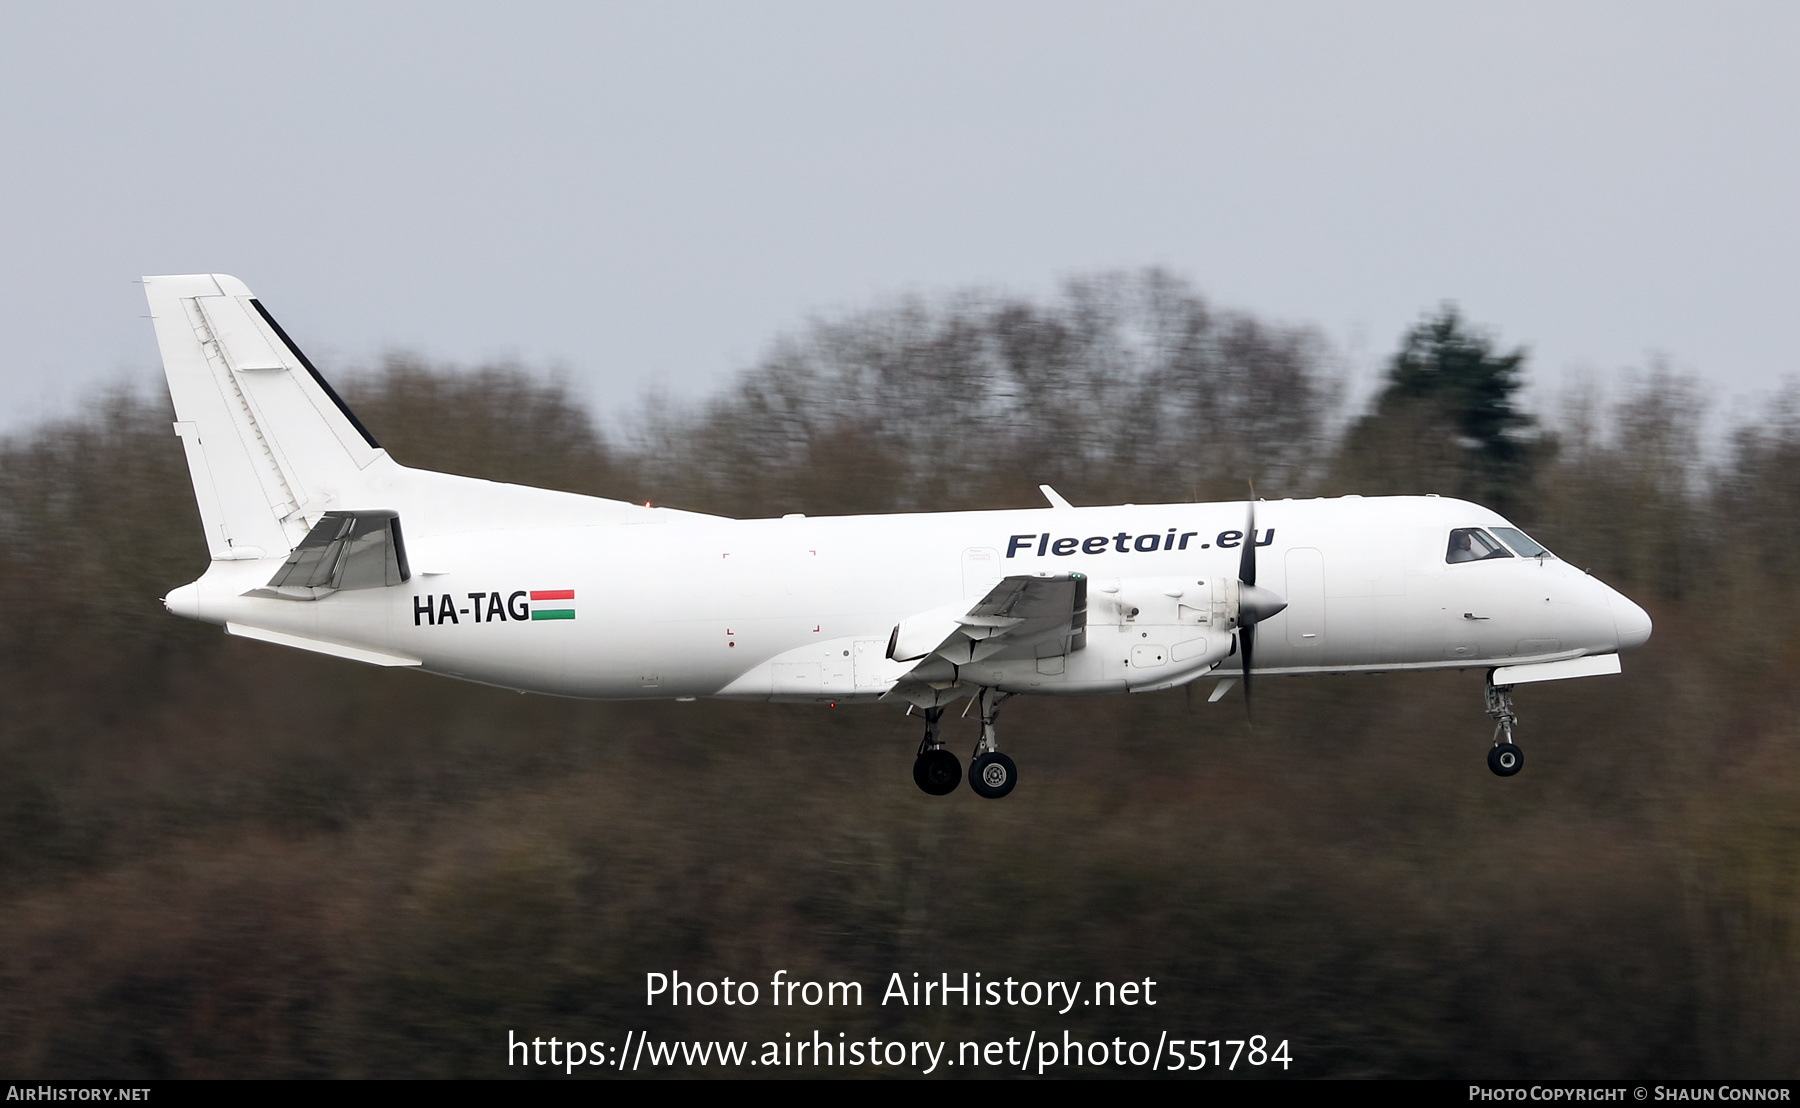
[1,270,1797,1077]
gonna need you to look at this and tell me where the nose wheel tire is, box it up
[913,748,962,795]
[1487,742,1524,777]
[969,751,1018,799]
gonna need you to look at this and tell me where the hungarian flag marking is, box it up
[530,589,575,620]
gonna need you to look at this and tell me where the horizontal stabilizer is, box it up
[244,511,409,601]
[226,622,421,667]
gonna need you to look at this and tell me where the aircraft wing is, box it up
[884,573,1087,705]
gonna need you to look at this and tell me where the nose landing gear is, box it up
[1485,677,1524,777]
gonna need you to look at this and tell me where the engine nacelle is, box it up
[961,574,1233,695]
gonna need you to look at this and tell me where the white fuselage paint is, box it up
[165,492,1651,705]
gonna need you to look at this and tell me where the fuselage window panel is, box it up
[1446,527,1513,564]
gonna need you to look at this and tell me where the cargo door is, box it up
[1284,547,1326,648]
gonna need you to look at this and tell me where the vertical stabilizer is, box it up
[144,274,388,559]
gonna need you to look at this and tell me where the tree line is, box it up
[0,269,1794,1077]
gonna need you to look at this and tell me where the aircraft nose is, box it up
[1608,588,1652,652]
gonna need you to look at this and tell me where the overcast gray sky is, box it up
[1,2,1794,432]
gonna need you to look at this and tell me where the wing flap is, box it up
[884,573,1088,700]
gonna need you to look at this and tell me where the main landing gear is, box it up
[1485,676,1524,778]
[912,707,961,795]
[969,687,1017,799]
[911,688,1018,799]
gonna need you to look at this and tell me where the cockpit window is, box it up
[1446,527,1513,564]
[1490,526,1554,559]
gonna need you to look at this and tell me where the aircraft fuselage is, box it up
[167,493,1647,703]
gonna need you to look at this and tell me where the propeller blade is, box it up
[1232,490,1287,722]
[1240,621,1255,720]
[1238,494,1258,718]
[1239,499,1257,587]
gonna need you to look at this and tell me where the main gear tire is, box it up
[968,751,1018,799]
[913,749,962,795]
[1487,742,1524,778]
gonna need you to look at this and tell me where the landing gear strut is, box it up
[1485,676,1524,778]
[968,687,1017,799]
[912,707,960,795]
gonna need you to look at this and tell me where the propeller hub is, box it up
[1239,583,1288,625]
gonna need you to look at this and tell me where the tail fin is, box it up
[144,274,388,559]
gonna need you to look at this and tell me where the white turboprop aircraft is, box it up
[146,274,1652,797]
